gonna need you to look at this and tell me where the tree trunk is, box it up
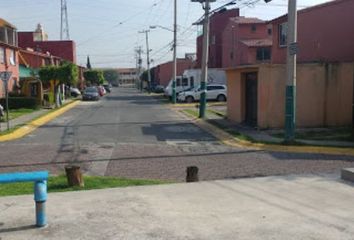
[186,166,199,182]
[65,165,84,187]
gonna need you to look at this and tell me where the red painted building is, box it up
[18,24,76,63]
[0,19,20,98]
[154,57,195,87]
[196,8,240,68]
[270,0,354,64]
[222,17,272,68]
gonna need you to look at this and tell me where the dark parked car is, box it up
[151,85,164,93]
[82,87,100,101]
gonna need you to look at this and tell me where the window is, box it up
[256,47,271,61]
[251,25,257,32]
[182,78,188,87]
[207,85,225,91]
[0,47,4,64]
[0,27,5,43]
[7,28,14,45]
[176,78,181,87]
[190,77,194,88]
[279,22,288,47]
[211,35,216,45]
[268,28,272,36]
[9,49,16,65]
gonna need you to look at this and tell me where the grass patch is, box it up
[0,108,38,122]
[0,124,25,136]
[272,128,353,142]
[207,109,225,118]
[182,109,199,118]
[0,175,168,197]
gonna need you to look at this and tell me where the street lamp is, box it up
[265,0,298,143]
[191,0,216,118]
[150,1,178,104]
[149,25,173,32]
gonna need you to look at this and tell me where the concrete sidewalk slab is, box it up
[1,175,354,240]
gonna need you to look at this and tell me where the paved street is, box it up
[0,88,354,181]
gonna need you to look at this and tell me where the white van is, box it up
[164,68,226,97]
[164,76,196,97]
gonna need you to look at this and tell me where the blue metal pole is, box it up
[34,180,47,227]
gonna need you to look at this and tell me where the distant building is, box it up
[18,24,76,63]
[116,68,137,86]
[0,18,20,98]
[154,56,195,87]
[196,8,240,68]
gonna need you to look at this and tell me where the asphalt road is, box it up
[0,88,354,181]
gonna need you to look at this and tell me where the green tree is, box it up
[38,63,79,107]
[102,69,119,85]
[84,70,105,86]
[86,56,92,69]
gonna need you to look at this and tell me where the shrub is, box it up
[0,97,39,110]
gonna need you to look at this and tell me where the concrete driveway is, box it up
[1,175,354,240]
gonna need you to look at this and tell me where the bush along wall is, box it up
[0,97,39,110]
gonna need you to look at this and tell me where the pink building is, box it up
[18,24,76,63]
[196,8,240,69]
[222,17,272,68]
[270,0,354,64]
[154,58,195,87]
[0,19,20,98]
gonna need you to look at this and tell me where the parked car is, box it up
[177,84,227,103]
[82,87,100,101]
[103,83,112,93]
[97,86,106,96]
[151,85,164,93]
[70,87,81,97]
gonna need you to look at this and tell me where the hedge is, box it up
[0,97,39,110]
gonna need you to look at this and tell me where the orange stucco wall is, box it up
[226,62,354,128]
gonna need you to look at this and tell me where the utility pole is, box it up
[60,0,70,40]
[171,0,177,104]
[136,46,143,92]
[139,30,151,93]
[192,0,215,118]
[284,0,298,143]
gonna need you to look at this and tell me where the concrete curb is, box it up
[178,110,354,157]
[0,101,80,142]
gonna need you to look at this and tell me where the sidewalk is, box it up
[182,105,354,148]
[0,109,49,132]
[1,175,354,240]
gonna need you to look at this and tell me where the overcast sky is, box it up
[1,0,331,68]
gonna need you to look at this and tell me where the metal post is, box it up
[34,180,47,227]
[199,0,211,119]
[5,80,9,131]
[284,0,297,143]
[352,65,354,139]
[172,0,177,104]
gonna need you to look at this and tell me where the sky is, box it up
[0,0,332,69]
